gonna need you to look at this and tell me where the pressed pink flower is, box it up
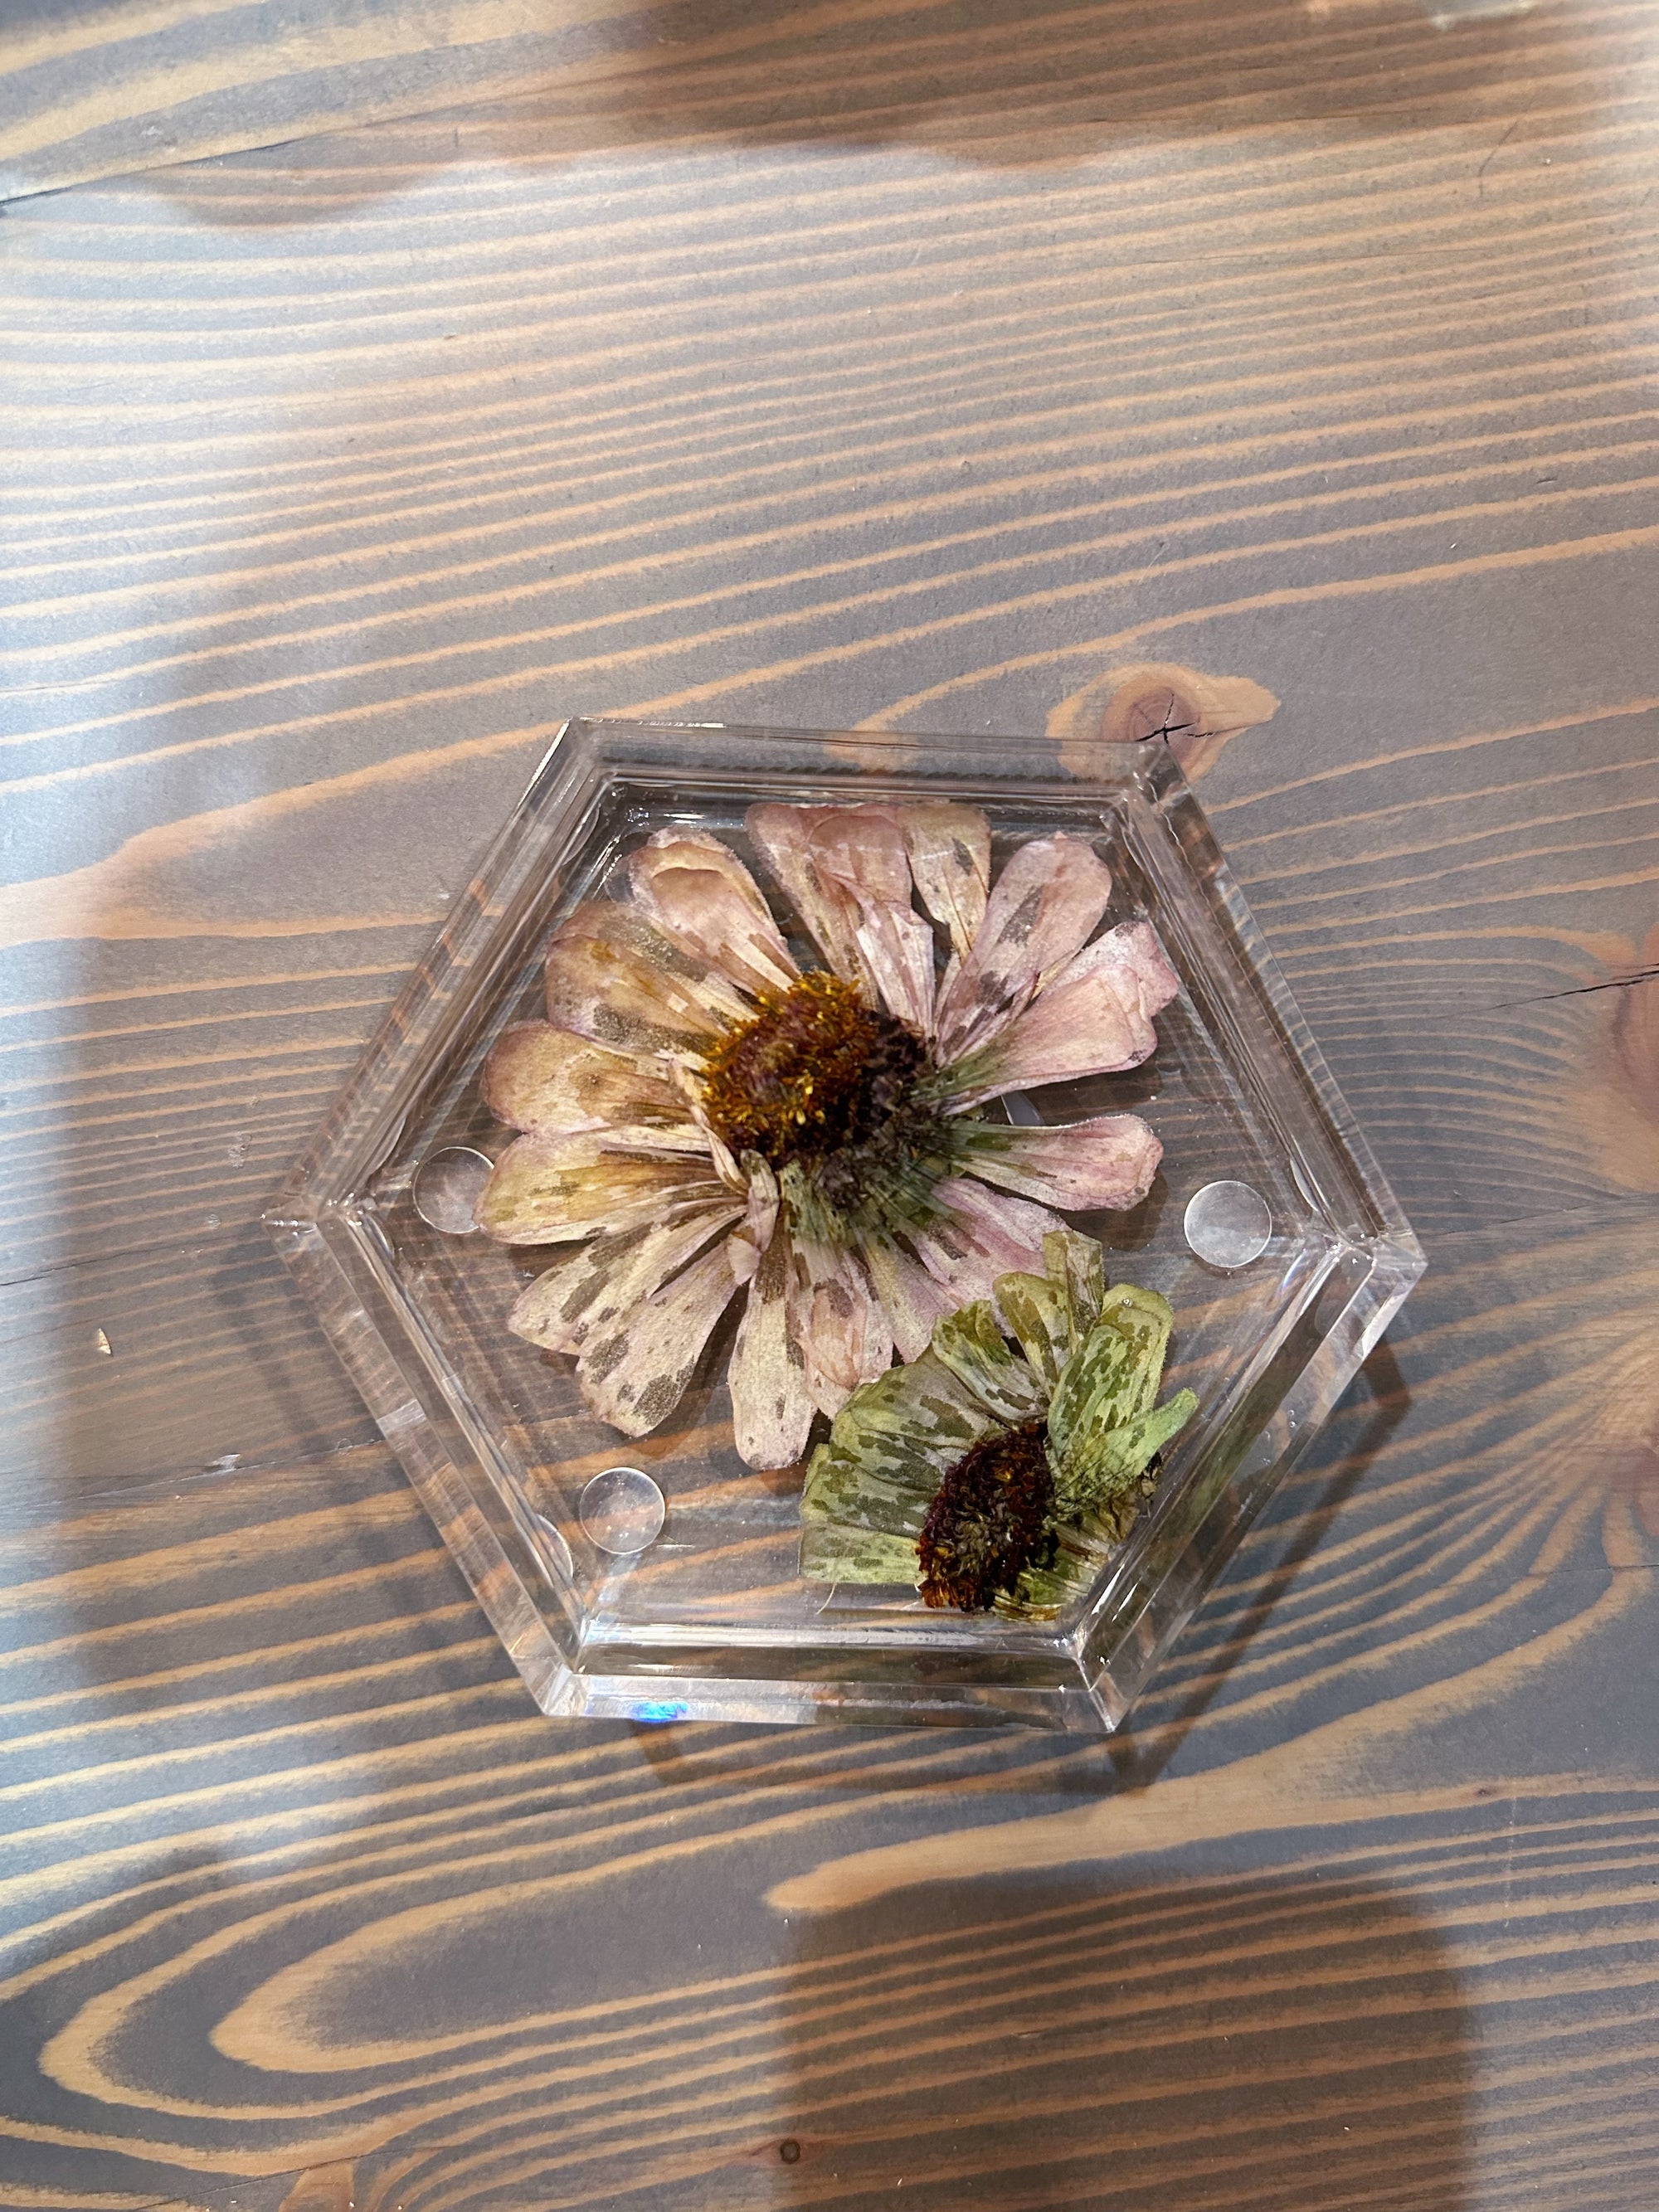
[478,808,1180,1468]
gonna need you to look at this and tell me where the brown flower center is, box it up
[918,1420,1056,1612]
[701,971,925,1168]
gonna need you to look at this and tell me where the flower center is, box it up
[918,1421,1056,1612]
[700,971,926,1168]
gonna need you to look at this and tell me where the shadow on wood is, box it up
[768,1863,1473,2209]
[116,0,1599,226]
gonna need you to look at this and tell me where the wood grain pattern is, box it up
[4,0,1650,199]
[2,0,1657,2203]
[0,1221,1654,2205]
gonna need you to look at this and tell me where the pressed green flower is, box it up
[799,1229,1197,1617]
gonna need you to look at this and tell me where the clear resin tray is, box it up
[267,719,1423,1732]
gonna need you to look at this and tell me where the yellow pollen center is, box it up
[699,972,922,1166]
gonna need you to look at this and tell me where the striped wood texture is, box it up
[2,0,1657,2204]
[4,0,1652,203]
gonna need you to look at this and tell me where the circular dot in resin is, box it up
[411,1145,494,1234]
[580,1466,666,1556]
[1184,1179,1272,1270]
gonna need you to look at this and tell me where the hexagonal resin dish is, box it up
[266,719,1423,1732]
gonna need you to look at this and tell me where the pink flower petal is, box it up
[859,1233,959,1363]
[933,834,1114,1062]
[544,898,752,1057]
[626,829,799,998]
[941,920,1180,1107]
[577,1240,742,1437]
[483,1021,700,1143]
[728,1218,815,1468]
[786,1231,894,1417]
[1096,916,1182,1014]
[724,1155,780,1285]
[955,1112,1164,1211]
[747,804,872,992]
[898,801,990,960]
[809,807,911,907]
[805,808,936,1033]
[908,1174,1064,1304]
[508,1200,742,1353]
[477,1133,727,1243]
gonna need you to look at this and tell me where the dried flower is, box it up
[478,802,1180,1468]
[800,1231,1198,1616]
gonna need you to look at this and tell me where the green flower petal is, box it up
[990,1228,1105,1389]
[1094,1285,1176,1417]
[1054,1388,1198,1519]
[1001,1527,1114,1618]
[990,1269,1072,1390]
[800,1523,922,1586]
[1043,1228,1104,1346]
[1045,1300,1169,1481]
[929,1300,1048,1425]
[1053,1318,1159,1477]
[800,1349,998,1539]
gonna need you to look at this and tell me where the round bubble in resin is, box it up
[580,1466,666,1555]
[1184,1179,1272,1270]
[411,1145,494,1234]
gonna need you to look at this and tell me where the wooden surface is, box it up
[2,0,1658,2203]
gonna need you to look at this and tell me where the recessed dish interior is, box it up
[358,780,1350,1650]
